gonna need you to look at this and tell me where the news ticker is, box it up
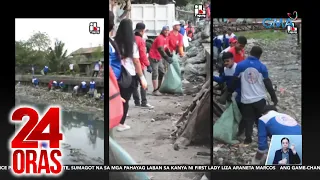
[1,165,320,172]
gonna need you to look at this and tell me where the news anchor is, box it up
[273,137,301,165]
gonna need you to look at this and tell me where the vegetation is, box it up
[15,31,102,74]
[236,30,287,41]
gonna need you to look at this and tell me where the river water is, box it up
[17,101,104,165]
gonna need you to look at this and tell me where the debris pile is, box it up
[179,22,211,86]
[15,85,104,120]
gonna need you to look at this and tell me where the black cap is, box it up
[134,22,146,32]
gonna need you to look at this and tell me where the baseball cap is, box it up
[162,26,169,31]
[229,38,237,43]
[172,21,180,26]
[134,22,146,32]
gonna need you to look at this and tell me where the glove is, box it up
[139,75,148,90]
[226,92,232,102]
[166,57,173,64]
[165,49,173,57]
[147,66,152,73]
[271,96,278,106]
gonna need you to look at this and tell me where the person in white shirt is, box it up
[113,18,147,132]
[225,28,237,39]
[92,61,100,77]
[69,63,74,72]
[72,85,79,97]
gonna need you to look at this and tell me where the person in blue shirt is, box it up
[213,52,241,104]
[32,77,39,87]
[251,105,301,164]
[109,10,122,80]
[80,81,87,95]
[59,81,64,88]
[179,20,186,36]
[227,46,278,144]
[43,66,49,75]
[52,81,58,90]
[89,79,96,98]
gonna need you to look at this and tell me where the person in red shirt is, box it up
[149,26,173,96]
[133,22,154,108]
[186,21,195,39]
[204,1,211,20]
[167,21,184,57]
[228,36,247,63]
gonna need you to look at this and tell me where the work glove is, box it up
[166,57,173,64]
[165,49,173,57]
[147,66,152,73]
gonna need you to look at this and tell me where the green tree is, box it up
[28,31,51,51]
[47,39,68,72]
[91,46,103,62]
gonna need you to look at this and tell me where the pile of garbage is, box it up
[213,33,301,165]
[15,85,104,120]
[178,22,211,94]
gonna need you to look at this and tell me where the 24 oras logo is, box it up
[9,105,64,177]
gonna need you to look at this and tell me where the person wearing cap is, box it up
[228,36,247,63]
[133,22,154,109]
[221,38,237,54]
[252,105,301,165]
[149,25,172,96]
[179,20,186,36]
[167,21,184,57]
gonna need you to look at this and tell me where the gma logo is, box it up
[262,18,294,29]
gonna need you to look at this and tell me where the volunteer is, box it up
[252,105,301,165]
[43,65,49,75]
[226,28,237,39]
[227,46,278,144]
[221,38,237,54]
[92,61,100,77]
[132,22,153,109]
[228,36,247,63]
[32,77,39,87]
[213,52,241,104]
[186,21,195,39]
[72,85,79,97]
[148,26,173,96]
[114,18,147,132]
[89,79,96,98]
[167,21,184,57]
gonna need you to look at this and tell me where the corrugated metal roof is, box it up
[70,46,104,56]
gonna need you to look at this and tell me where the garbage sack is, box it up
[213,97,242,144]
[109,136,150,180]
[217,87,228,105]
[159,53,183,94]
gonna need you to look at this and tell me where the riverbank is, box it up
[15,85,104,120]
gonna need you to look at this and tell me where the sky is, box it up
[15,18,104,55]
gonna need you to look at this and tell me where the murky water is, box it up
[17,101,104,165]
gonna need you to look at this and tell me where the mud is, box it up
[113,72,210,180]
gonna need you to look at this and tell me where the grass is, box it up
[236,30,287,40]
